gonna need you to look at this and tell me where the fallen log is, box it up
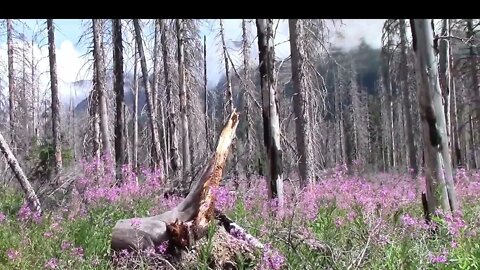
[111,111,262,267]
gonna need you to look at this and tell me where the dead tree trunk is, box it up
[256,19,284,210]
[31,39,38,144]
[47,19,63,176]
[89,63,101,160]
[160,19,180,179]
[111,112,241,251]
[449,20,462,167]
[439,19,453,169]
[242,19,254,177]
[410,19,459,216]
[289,19,313,188]
[92,19,112,158]
[219,20,234,117]
[176,19,191,183]
[133,19,163,169]
[466,19,479,169]
[204,35,210,152]
[7,19,16,152]
[0,131,42,214]
[132,42,139,177]
[113,19,125,180]
[399,19,418,175]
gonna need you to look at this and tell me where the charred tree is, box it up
[256,19,284,209]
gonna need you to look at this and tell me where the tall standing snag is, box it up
[111,111,240,252]
[133,19,163,169]
[47,19,63,176]
[289,19,313,188]
[410,19,459,216]
[7,19,16,152]
[256,19,284,210]
[92,19,112,158]
[176,19,191,184]
[113,19,125,180]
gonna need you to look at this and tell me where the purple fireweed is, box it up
[44,258,59,269]
[261,244,285,270]
[0,212,6,223]
[6,249,21,262]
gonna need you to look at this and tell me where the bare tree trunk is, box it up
[219,19,237,179]
[113,19,125,180]
[31,39,38,144]
[256,19,284,210]
[124,104,131,166]
[159,93,169,179]
[92,19,112,158]
[289,19,313,188]
[160,19,180,179]
[399,19,418,175]
[47,19,63,176]
[176,19,191,183]
[133,19,163,169]
[242,19,254,176]
[449,19,462,167]
[89,64,101,160]
[410,19,459,215]
[381,50,396,169]
[439,19,451,145]
[0,131,41,214]
[466,19,479,169]
[204,35,210,152]
[132,43,139,176]
[151,19,161,168]
[7,19,16,152]
[219,20,234,117]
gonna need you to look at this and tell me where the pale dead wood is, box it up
[111,111,240,252]
[0,131,42,214]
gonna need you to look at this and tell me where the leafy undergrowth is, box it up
[1,159,480,269]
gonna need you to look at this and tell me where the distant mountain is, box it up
[73,72,147,115]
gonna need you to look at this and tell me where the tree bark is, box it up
[7,19,16,152]
[410,19,459,215]
[132,42,139,178]
[47,19,63,176]
[89,64,101,160]
[160,20,180,179]
[204,35,210,152]
[256,19,284,210]
[113,19,125,180]
[219,20,234,117]
[92,19,112,158]
[242,19,254,177]
[0,131,42,214]
[31,39,38,144]
[449,19,462,167]
[133,19,163,169]
[176,19,191,183]
[289,19,313,188]
[399,19,418,175]
[466,19,479,169]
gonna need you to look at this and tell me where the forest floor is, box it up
[1,160,479,269]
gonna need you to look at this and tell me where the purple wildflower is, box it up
[6,249,20,262]
[44,258,58,269]
[0,212,6,223]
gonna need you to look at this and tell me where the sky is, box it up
[0,19,386,106]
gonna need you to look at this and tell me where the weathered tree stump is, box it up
[110,111,264,269]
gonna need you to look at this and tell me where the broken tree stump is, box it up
[110,111,263,268]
